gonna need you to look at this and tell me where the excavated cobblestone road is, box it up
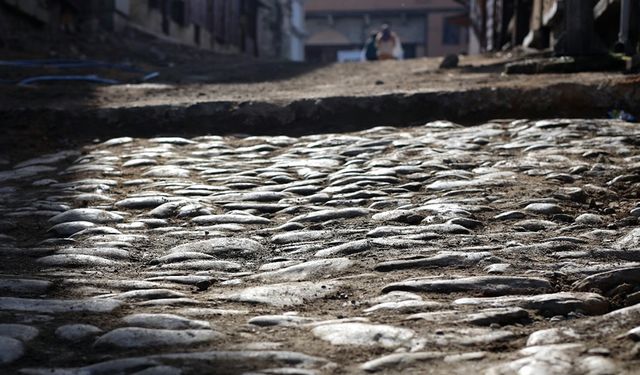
[1,119,640,374]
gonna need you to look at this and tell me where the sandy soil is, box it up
[0,53,632,111]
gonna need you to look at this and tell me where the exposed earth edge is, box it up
[2,80,640,162]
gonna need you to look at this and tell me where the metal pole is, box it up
[512,0,518,47]
[618,0,631,54]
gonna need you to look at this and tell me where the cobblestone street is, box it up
[1,119,639,374]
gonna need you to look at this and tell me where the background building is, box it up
[304,0,468,62]
[258,0,307,61]
[467,0,639,56]
[0,0,306,60]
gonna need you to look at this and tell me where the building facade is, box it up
[0,0,306,60]
[468,0,639,56]
[304,0,468,62]
[257,0,307,61]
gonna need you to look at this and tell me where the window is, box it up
[170,0,187,26]
[194,25,201,45]
[442,18,461,45]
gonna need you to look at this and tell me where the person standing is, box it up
[376,24,400,60]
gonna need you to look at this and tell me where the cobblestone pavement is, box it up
[1,119,640,374]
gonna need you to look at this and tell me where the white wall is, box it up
[289,0,307,61]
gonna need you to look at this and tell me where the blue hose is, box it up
[17,75,121,86]
[0,59,150,72]
[0,59,159,85]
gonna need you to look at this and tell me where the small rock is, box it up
[526,328,580,346]
[49,209,124,225]
[55,324,103,342]
[122,314,210,330]
[94,327,220,349]
[312,322,414,348]
[0,336,24,364]
[224,281,340,307]
[0,297,122,313]
[248,315,315,327]
[383,276,551,296]
[360,352,443,372]
[439,54,459,69]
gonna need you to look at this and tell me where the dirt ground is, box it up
[1,16,640,375]
[0,50,633,111]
